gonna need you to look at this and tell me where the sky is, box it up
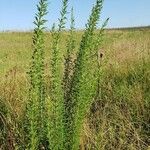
[0,0,150,31]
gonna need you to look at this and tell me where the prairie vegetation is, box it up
[0,0,150,149]
[0,29,150,150]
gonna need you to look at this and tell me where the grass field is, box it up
[0,27,150,149]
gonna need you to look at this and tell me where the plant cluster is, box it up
[0,1,150,149]
[25,0,108,149]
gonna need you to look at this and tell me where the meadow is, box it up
[0,0,150,149]
[0,27,150,149]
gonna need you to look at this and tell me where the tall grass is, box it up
[88,56,150,149]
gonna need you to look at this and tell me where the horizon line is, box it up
[0,25,150,32]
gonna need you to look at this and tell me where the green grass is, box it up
[0,27,150,149]
[0,29,149,76]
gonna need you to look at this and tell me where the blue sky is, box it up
[0,0,150,31]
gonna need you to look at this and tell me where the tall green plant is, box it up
[26,0,107,149]
[47,0,107,149]
[63,7,76,149]
[63,7,75,105]
[47,0,68,149]
[26,0,48,149]
[67,0,106,149]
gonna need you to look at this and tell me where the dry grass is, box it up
[0,28,150,149]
